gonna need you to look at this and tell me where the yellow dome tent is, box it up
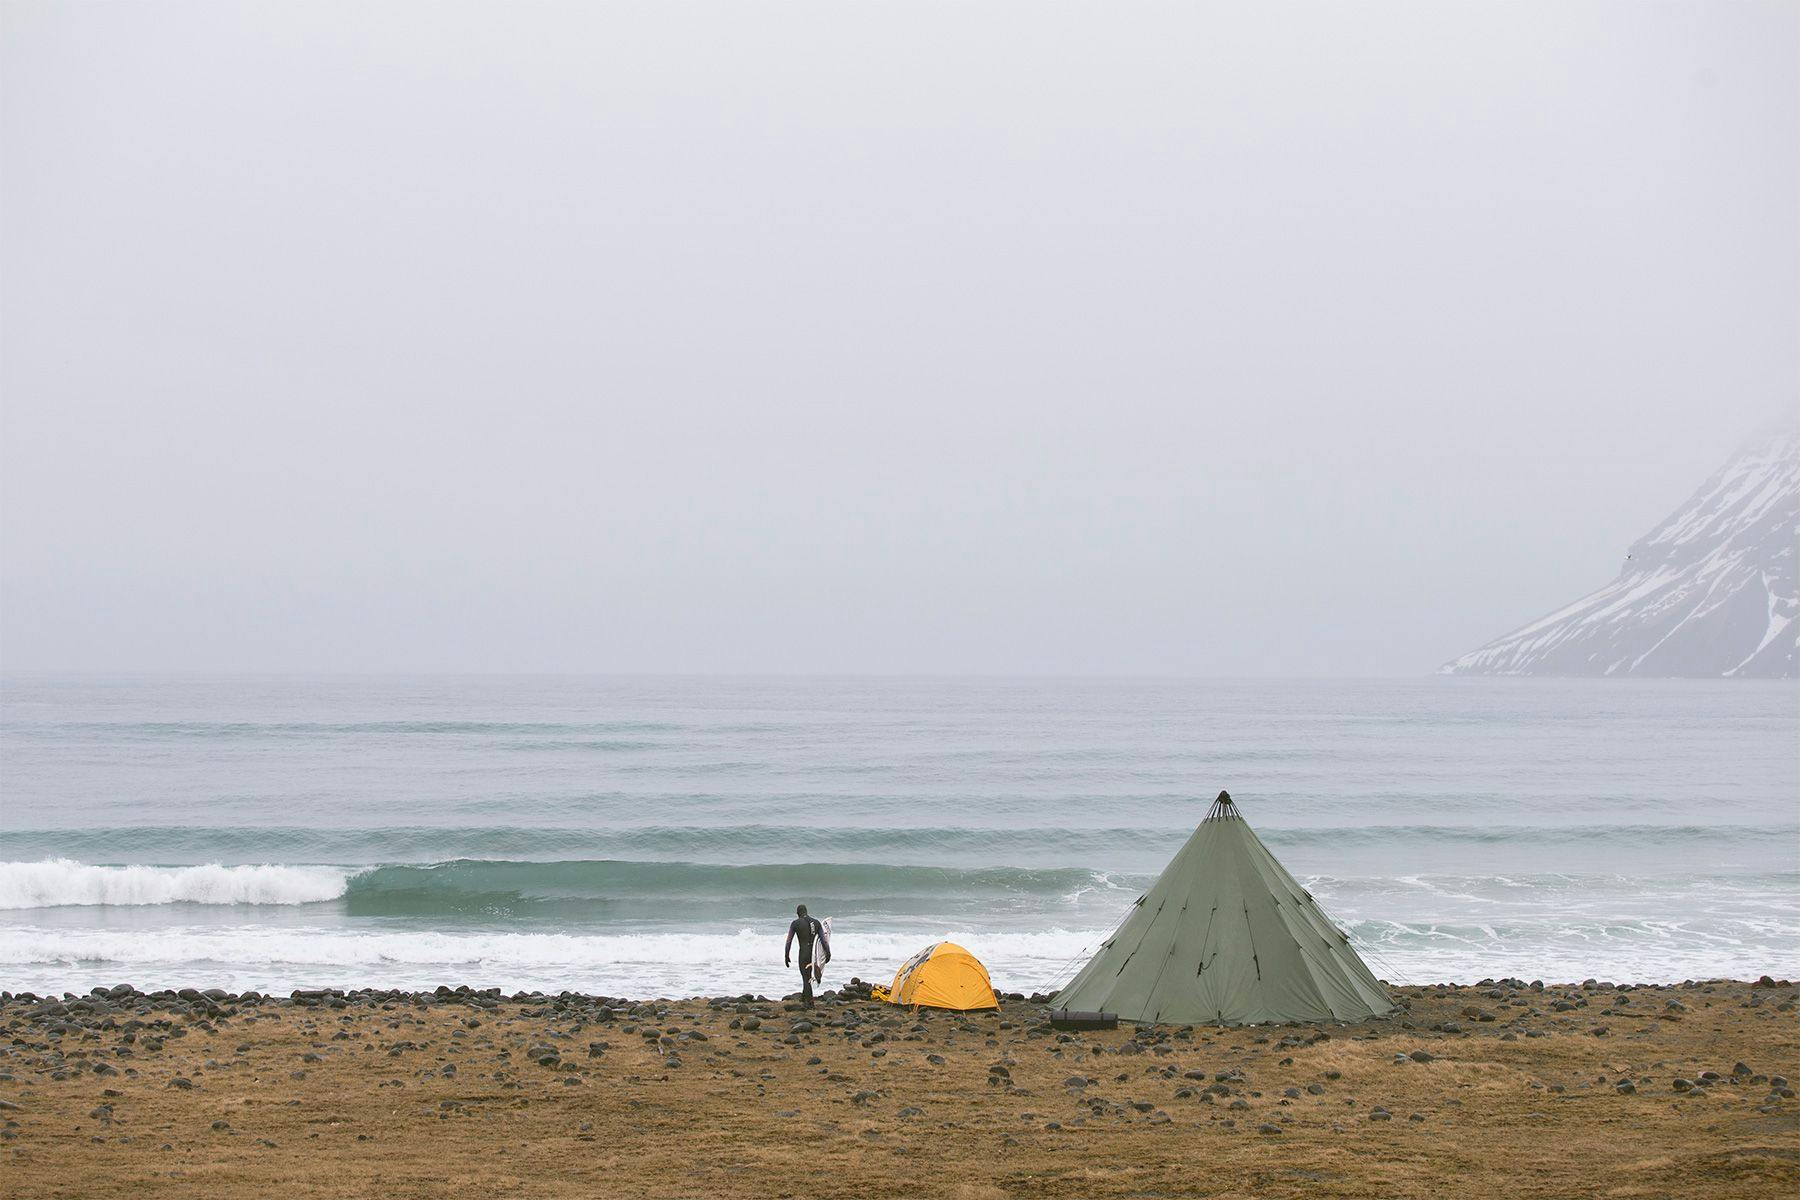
[870,941,999,1011]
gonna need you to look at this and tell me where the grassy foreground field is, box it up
[2,978,1795,1198]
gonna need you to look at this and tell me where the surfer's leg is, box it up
[799,955,814,1006]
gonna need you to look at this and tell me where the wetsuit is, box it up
[786,916,829,1005]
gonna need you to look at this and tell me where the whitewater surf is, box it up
[2,675,1794,995]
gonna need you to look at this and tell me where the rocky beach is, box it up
[2,977,1795,1198]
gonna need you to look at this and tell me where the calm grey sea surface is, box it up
[1,675,1794,997]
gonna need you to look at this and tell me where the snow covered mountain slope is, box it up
[1442,427,1799,678]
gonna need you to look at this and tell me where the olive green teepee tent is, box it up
[1054,791,1394,1025]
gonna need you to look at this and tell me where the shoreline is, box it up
[4,970,1798,1007]
[3,977,1796,1197]
[6,969,1796,1007]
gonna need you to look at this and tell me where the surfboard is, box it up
[811,917,832,986]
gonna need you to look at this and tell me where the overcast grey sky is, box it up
[2,1,1794,675]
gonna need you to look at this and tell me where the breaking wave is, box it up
[0,858,1138,913]
[0,860,352,909]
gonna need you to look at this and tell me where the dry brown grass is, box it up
[1,980,1795,1198]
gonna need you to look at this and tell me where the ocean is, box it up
[1,675,1794,998]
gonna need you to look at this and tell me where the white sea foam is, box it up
[0,860,353,909]
[3,678,1795,993]
[1058,870,1131,904]
[0,925,1112,995]
[0,912,1792,997]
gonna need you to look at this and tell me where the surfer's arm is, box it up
[783,924,795,967]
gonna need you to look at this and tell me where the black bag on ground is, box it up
[1049,1008,1118,1030]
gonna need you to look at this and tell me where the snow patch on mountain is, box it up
[1442,427,1799,678]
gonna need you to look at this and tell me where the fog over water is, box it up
[3,2,1796,674]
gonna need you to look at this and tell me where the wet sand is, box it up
[2,978,1795,1198]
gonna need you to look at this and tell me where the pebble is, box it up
[0,981,1786,1179]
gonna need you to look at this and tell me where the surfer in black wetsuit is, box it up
[784,903,830,1008]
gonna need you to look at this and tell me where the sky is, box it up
[1,1,1795,676]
